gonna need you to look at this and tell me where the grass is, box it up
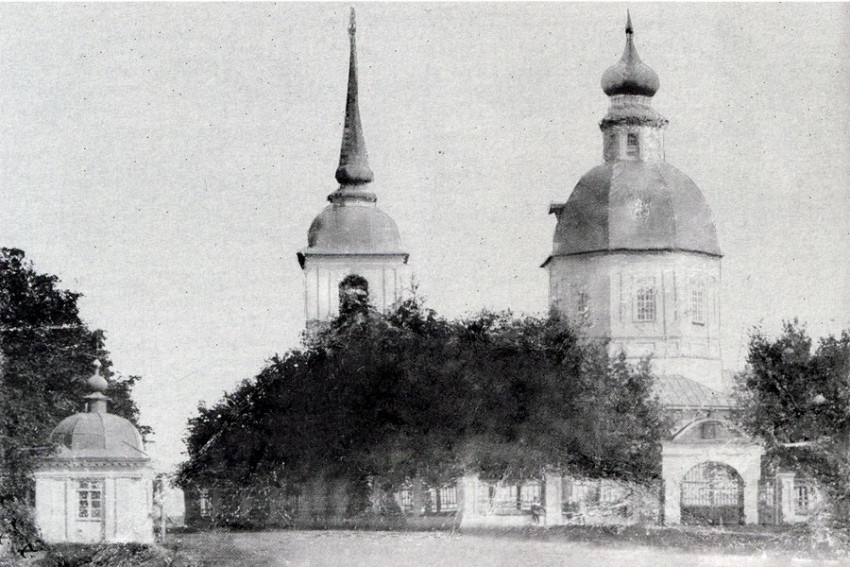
[161,524,850,567]
[2,524,843,566]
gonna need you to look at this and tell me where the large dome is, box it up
[551,161,721,257]
[303,203,404,256]
[49,412,148,462]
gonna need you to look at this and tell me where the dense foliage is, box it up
[735,321,850,523]
[0,248,147,552]
[177,296,668,520]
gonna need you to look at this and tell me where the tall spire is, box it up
[335,7,374,187]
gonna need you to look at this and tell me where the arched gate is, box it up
[680,461,744,525]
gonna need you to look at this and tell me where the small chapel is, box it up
[34,361,155,544]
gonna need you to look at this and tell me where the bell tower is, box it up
[297,9,409,326]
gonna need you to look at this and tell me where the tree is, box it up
[177,296,668,526]
[0,248,148,552]
[735,321,850,524]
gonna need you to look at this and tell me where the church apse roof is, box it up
[655,374,733,409]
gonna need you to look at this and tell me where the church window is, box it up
[577,291,590,320]
[635,284,656,322]
[78,479,103,520]
[699,421,718,440]
[691,285,706,325]
[626,133,639,158]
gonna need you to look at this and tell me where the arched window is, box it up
[635,284,656,322]
[577,291,590,320]
[338,274,369,317]
[626,132,639,158]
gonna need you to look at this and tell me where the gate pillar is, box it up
[543,468,563,526]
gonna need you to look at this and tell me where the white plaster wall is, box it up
[602,123,665,163]
[548,251,724,392]
[34,476,66,543]
[34,466,155,545]
[302,254,409,323]
[661,441,763,525]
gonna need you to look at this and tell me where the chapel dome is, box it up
[49,412,147,462]
[44,360,148,463]
[304,203,404,256]
[551,161,721,257]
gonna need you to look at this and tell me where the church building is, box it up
[544,13,763,525]
[183,10,813,530]
[288,10,775,528]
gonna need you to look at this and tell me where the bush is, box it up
[36,543,173,567]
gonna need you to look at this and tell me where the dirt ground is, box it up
[168,529,846,567]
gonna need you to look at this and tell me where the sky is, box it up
[1,3,848,469]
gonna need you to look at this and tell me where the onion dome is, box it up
[298,9,407,267]
[47,361,148,462]
[601,12,660,98]
[549,162,721,258]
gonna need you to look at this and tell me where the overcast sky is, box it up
[1,3,848,469]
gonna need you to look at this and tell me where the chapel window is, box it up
[794,481,816,515]
[78,479,103,520]
[626,133,639,158]
[635,284,656,322]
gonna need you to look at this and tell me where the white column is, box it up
[663,476,680,525]
[543,469,563,526]
[777,471,796,524]
[458,474,480,526]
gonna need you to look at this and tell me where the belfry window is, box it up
[635,284,656,322]
[626,133,639,158]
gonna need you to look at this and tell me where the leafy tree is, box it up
[0,248,147,552]
[178,296,668,525]
[735,321,850,523]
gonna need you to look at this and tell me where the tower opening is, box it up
[339,274,370,317]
